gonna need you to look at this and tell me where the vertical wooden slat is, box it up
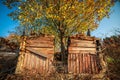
[31,54,34,69]
[68,54,70,73]
[76,53,79,74]
[79,54,82,73]
[83,53,85,73]
[46,59,48,73]
[39,57,41,74]
[85,54,88,73]
[70,54,72,73]
[75,54,77,74]
[85,54,87,73]
[74,54,76,74]
[88,53,91,74]
[35,56,38,71]
[25,53,28,69]
[90,54,92,74]
[43,59,45,74]
[82,53,84,73]
[78,54,80,73]
[29,54,32,69]
[23,53,27,69]
[72,54,74,74]
[68,54,71,73]
[94,55,98,73]
[91,55,95,74]
[27,53,30,69]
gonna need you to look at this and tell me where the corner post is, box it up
[15,36,26,74]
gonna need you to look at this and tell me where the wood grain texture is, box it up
[68,53,100,74]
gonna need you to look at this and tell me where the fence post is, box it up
[15,36,26,74]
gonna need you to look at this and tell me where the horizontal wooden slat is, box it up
[27,37,54,41]
[69,50,96,54]
[26,47,54,54]
[70,43,96,48]
[69,47,96,51]
[30,47,54,50]
[26,41,53,45]
[26,47,48,58]
[26,44,54,48]
[71,39,94,44]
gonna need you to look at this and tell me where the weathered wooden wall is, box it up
[16,36,55,74]
[68,37,101,74]
[16,35,101,75]
[68,53,100,74]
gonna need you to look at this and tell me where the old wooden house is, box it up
[15,34,103,75]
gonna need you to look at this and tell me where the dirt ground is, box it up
[0,52,18,80]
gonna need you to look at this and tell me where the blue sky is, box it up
[92,2,120,38]
[0,0,18,37]
[0,1,120,38]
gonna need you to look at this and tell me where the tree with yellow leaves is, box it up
[3,0,115,58]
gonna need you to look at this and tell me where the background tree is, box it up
[3,0,115,61]
[103,34,120,80]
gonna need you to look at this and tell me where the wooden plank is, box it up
[70,43,96,48]
[88,54,91,74]
[83,53,85,73]
[39,57,41,73]
[26,52,29,68]
[23,52,27,69]
[69,47,96,51]
[93,55,98,74]
[76,54,79,74]
[35,56,38,70]
[29,54,32,69]
[81,54,83,73]
[26,41,53,45]
[39,58,42,74]
[42,59,45,74]
[26,44,54,48]
[30,54,33,69]
[73,54,76,74]
[90,54,92,74]
[27,37,54,41]
[29,47,54,51]
[69,50,96,54]
[46,59,48,73]
[84,54,86,73]
[86,54,89,73]
[69,54,72,73]
[28,48,54,54]
[75,54,77,74]
[71,39,94,44]
[68,54,70,73]
[78,54,80,73]
[91,55,94,74]
[26,47,48,58]
[27,53,30,69]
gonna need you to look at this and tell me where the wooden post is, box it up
[15,36,26,74]
[93,40,108,79]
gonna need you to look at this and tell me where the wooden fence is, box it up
[16,35,101,75]
[16,36,55,74]
[68,37,101,74]
[68,53,100,74]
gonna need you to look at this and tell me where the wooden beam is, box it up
[70,43,96,48]
[26,47,48,58]
[26,44,54,48]
[68,50,96,54]
[69,47,96,51]
[70,39,94,43]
